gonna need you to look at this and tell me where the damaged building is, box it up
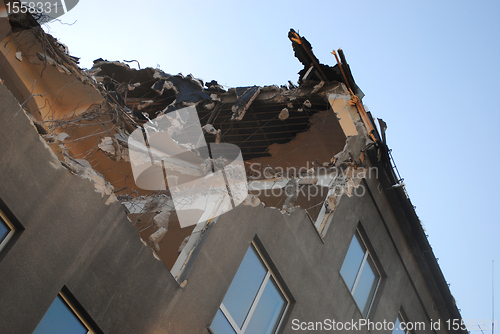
[0,4,466,334]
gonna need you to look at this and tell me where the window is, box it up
[0,210,15,252]
[33,291,97,334]
[210,245,289,334]
[340,230,380,317]
[392,314,412,334]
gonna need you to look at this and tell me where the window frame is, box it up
[210,242,290,334]
[392,311,414,334]
[340,229,381,318]
[0,210,15,253]
[58,291,95,334]
[33,288,101,334]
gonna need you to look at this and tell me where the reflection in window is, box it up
[210,245,288,334]
[33,294,92,334]
[0,211,15,251]
[392,315,412,334]
[0,216,9,242]
[340,231,380,317]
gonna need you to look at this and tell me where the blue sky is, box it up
[46,0,499,328]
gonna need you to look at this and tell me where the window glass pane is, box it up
[340,233,365,289]
[353,256,378,316]
[222,247,267,328]
[392,317,406,334]
[33,295,88,334]
[245,277,286,334]
[0,217,10,243]
[210,309,237,334]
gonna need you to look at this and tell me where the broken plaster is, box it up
[63,157,117,205]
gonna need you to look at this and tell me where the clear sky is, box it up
[46,0,499,328]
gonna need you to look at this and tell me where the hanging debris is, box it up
[230,86,261,120]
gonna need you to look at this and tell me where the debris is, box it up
[56,133,70,141]
[144,196,160,212]
[282,178,299,212]
[378,118,387,143]
[151,79,168,95]
[203,101,215,110]
[137,100,154,110]
[310,80,325,95]
[163,81,179,94]
[63,157,117,204]
[289,29,352,87]
[263,166,276,179]
[44,132,70,142]
[153,70,210,105]
[37,52,71,75]
[303,100,312,108]
[98,137,116,154]
[149,227,167,250]
[205,80,225,92]
[202,124,221,143]
[128,82,141,90]
[243,194,261,207]
[98,136,129,162]
[391,182,406,189]
[298,177,318,185]
[178,236,190,254]
[278,108,289,121]
[202,124,218,135]
[231,86,261,120]
[325,194,339,213]
[153,210,171,229]
[15,52,22,62]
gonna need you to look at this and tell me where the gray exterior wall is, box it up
[0,81,453,334]
[0,83,179,334]
[167,180,448,334]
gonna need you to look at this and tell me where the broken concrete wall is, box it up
[0,6,380,278]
